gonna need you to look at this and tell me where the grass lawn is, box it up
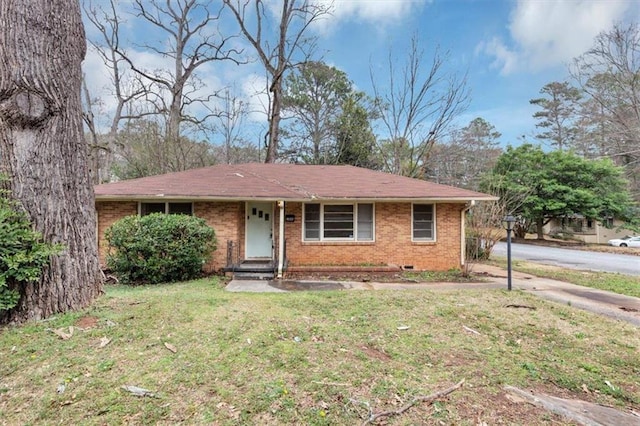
[1,278,639,425]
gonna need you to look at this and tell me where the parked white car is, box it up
[607,236,640,247]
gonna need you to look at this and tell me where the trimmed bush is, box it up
[106,213,216,284]
[0,182,61,310]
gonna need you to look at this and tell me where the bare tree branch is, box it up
[570,23,640,198]
[350,379,465,426]
[83,0,153,182]
[100,0,243,174]
[224,0,332,162]
[371,35,469,177]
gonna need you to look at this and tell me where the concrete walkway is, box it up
[225,265,640,327]
[473,264,640,327]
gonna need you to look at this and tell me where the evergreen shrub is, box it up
[106,213,216,284]
[0,181,61,310]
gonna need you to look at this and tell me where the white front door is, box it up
[245,202,273,258]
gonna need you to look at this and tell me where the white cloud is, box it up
[249,0,428,39]
[82,48,112,96]
[329,0,426,22]
[476,37,518,75]
[240,73,270,123]
[480,0,636,75]
[82,48,117,130]
[311,0,429,33]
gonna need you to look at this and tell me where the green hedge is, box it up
[106,213,216,285]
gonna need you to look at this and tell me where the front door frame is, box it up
[245,201,274,259]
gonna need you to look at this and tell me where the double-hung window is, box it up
[140,202,193,216]
[304,203,374,241]
[412,204,435,241]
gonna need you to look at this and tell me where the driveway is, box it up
[226,265,640,327]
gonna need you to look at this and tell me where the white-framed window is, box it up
[303,203,374,241]
[139,202,193,216]
[412,203,435,241]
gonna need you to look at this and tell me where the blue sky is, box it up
[83,0,640,147]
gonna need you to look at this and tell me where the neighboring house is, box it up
[544,216,631,244]
[94,163,495,278]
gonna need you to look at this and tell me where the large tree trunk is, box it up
[0,1,103,324]
[536,218,546,240]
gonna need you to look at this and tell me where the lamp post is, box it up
[502,215,515,291]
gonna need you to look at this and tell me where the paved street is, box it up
[492,242,640,276]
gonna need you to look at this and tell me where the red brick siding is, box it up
[194,202,243,271]
[282,202,463,271]
[96,201,137,267]
[96,200,463,272]
[96,201,243,272]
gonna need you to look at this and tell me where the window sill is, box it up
[411,240,437,245]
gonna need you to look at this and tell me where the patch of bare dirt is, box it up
[359,345,392,361]
[74,316,98,329]
[286,271,406,283]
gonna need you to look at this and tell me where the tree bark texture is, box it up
[266,82,282,163]
[0,1,103,324]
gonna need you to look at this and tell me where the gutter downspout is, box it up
[461,200,476,267]
[277,200,285,278]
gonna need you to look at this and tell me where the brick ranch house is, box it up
[94,163,495,279]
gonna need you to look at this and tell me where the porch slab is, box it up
[225,280,288,293]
